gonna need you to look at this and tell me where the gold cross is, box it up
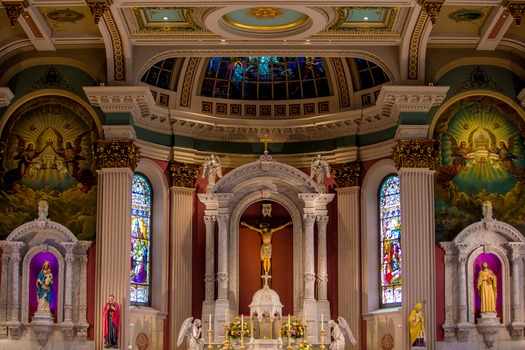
[261,134,271,153]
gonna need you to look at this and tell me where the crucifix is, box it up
[261,134,271,153]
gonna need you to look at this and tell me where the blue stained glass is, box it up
[200,57,330,101]
[379,175,402,306]
[130,174,152,305]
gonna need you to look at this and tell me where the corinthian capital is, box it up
[93,139,140,170]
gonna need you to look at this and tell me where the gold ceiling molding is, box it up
[329,7,397,33]
[85,0,112,24]
[504,1,525,26]
[418,0,444,25]
[133,7,201,33]
[222,12,309,31]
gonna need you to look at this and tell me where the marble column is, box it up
[394,139,438,350]
[216,214,230,301]
[93,139,139,350]
[0,248,9,338]
[204,215,217,302]
[316,215,329,302]
[303,213,316,301]
[508,243,523,328]
[334,185,360,348]
[457,252,468,325]
[439,242,456,341]
[169,184,196,350]
[63,243,75,323]
[77,254,90,340]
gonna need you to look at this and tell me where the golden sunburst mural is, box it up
[248,7,283,20]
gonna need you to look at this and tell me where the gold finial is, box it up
[261,134,271,153]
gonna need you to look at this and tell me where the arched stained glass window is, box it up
[200,57,330,100]
[130,174,152,305]
[379,175,401,307]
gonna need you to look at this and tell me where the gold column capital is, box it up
[93,139,140,170]
[393,139,439,170]
[331,162,361,188]
[169,161,199,188]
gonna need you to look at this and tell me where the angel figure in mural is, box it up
[409,302,426,347]
[1,134,49,193]
[177,317,204,350]
[36,260,54,312]
[202,154,222,186]
[436,131,475,187]
[477,262,497,313]
[490,137,525,184]
[310,155,331,185]
[240,221,293,274]
[328,316,356,350]
[47,129,96,192]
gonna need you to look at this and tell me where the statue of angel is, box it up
[177,317,204,350]
[310,155,330,185]
[328,316,356,350]
[202,155,222,186]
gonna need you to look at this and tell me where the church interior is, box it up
[1,1,525,349]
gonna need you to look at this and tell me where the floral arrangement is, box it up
[280,316,305,339]
[217,341,233,350]
[298,342,313,350]
[227,317,251,340]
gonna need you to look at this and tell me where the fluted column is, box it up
[204,215,216,301]
[316,215,329,301]
[303,213,316,301]
[170,185,196,350]
[94,139,139,350]
[334,184,360,348]
[394,139,438,350]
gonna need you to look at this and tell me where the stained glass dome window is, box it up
[130,173,152,305]
[379,175,402,307]
[200,57,330,100]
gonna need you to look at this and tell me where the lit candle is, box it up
[209,314,212,331]
[321,314,324,331]
[241,314,244,331]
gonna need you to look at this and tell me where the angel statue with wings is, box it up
[328,316,356,350]
[178,317,204,350]
[310,155,330,185]
[202,155,222,186]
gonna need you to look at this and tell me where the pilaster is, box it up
[394,139,438,350]
[94,139,139,350]
[169,184,196,350]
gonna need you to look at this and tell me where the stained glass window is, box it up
[379,175,402,306]
[130,174,152,305]
[200,57,330,101]
[140,58,176,90]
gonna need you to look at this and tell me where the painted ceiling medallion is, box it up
[249,7,283,20]
[449,9,484,22]
[222,7,308,31]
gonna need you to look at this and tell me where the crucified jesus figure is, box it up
[240,221,293,273]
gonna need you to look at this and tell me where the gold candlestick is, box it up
[208,329,213,350]
[320,329,325,350]
[286,324,292,350]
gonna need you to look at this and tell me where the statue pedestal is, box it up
[477,312,501,348]
[31,311,55,347]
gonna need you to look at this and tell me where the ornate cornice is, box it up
[393,139,439,169]
[93,139,140,170]
[169,161,199,188]
[331,162,360,188]
[83,86,448,142]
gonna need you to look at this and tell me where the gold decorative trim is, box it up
[169,161,199,188]
[180,57,199,108]
[331,162,360,188]
[333,57,350,108]
[505,3,525,26]
[86,1,110,24]
[419,1,443,25]
[393,139,439,170]
[93,140,140,170]
[2,1,26,27]
[102,9,125,81]
[407,7,428,80]
[222,11,309,31]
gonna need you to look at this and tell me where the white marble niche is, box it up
[0,201,92,349]
[440,201,525,349]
